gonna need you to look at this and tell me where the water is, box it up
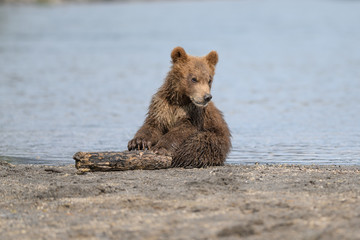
[1,0,360,165]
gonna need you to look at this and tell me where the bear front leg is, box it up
[152,120,198,157]
[128,125,162,151]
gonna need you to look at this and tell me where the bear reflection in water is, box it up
[128,47,231,168]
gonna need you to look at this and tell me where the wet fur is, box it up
[128,47,231,168]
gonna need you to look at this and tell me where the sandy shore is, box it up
[0,161,359,240]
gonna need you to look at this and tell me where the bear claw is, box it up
[128,138,152,151]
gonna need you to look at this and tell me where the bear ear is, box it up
[205,50,218,67]
[171,47,188,63]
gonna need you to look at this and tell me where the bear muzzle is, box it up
[191,94,212,107]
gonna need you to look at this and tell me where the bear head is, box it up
[170,46,218,107]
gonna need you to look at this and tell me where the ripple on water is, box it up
[0,1,360,165]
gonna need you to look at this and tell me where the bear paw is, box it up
[152,147,172,157]
[128,137,153,151]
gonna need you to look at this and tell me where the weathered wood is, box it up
[73,151,172,172]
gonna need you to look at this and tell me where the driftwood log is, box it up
[73,151,172,172]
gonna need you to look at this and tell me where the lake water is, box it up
[1,0,360,165]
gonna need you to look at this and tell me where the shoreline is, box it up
[1,162,359,239]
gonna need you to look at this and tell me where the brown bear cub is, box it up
[128,47,231,168]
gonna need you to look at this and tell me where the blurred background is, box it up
[0,0,359,165]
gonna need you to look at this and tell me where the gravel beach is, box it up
[1,162,359,239]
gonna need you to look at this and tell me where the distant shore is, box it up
[1,161,359,239]
[0,0,190,4]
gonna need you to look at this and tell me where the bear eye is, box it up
[209,78,212,84]
[191,77,198,83]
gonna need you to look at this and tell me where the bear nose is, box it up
[204,94,212,103]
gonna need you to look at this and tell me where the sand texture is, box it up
[0,162,359,239]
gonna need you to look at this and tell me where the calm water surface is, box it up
[1,0,360,165]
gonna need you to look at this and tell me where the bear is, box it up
[128,47,231,168]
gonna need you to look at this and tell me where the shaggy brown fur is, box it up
[128,47,231,168]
